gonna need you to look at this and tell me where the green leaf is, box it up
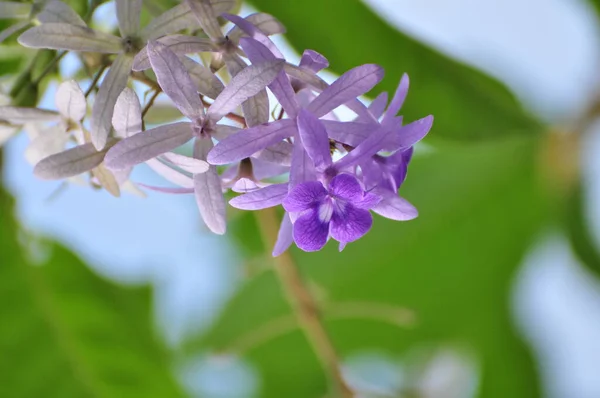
[248,0,542,141]
[0,187,185,398]
[190,136,548,397]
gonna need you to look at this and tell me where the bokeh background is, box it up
[2,0,600,397]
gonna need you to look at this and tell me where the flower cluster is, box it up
[0,0,433,255]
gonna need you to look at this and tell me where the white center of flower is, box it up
[318,198,334,223]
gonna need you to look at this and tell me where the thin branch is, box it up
[84,64,108,98]
[32,51,67,85]
[254,207,354,398]
[142,90,161,119]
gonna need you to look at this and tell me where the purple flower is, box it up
[283,174,380,251]
[104,40,284,234]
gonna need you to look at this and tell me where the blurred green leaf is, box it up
[0,188,185,398]
[191,137,548,397]
[248,0,542,141]
[564,181,600,276]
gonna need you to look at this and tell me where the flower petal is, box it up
[208,59,285,121]
[223,13,283,58]
[253,141,293,166]
[227,12,286,43]
[112,87,142,137]
[180,56,224,99]
[140,3,198,41]
[91,54,133,150]
[185,0,223,40]
[145,158,194,188]
[382,74,409,126]
[161,152,209,174]
[293,209,329,252]
[92,163,121,197]
[394,115,433,149]
[330,205,372,243]
[212,124,241,140]
[55,80,86,122]
[354,192,382,209]
[322,120,373,147]
[229,183,288,210]
[289,138,316,189]
[104,122,192,170]
[193,139,227,234]
[242,89,270,127]
[25,124,69,165]
[147,40,203,120]
[34,143,109,180]
[307,64,384,118]
[18,23,122,53]
[139,183,195,194]
[296,108,332,170]
[239,37,298,117]
[366,92,388,120]
[37,1,86,26]
[116,0,141,38]
[0,106,59,124]
[372,194,418,221]
[207,118,295,165]
[283,180,327,212]
[335,124,390,170]
[0,2,31,19]
[329,173,364,202]
[273,213,293,256]
[299,50,329,73]
[133,35,215,71]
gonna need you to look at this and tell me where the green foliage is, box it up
[193,136,549,397]
[0,188,185,398]
[249,0,542,142]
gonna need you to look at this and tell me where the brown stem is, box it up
[255,207,354,398]
[141,90,161,119]
[84,64,108,98]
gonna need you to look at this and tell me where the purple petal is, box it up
[18,23,122,53]
[241,89,269,127]
[289,138,316,189]
[0,106,59,124]
[116,0,141,37]
[139,183,195,194]
[91,54,133,150]
[212,124,241,141]
[208,59,284,121]
[330,205,372,243]
[372,194,418,221]
[239,37,298,117]
[34,143,107,180]
[299,50,328,73]
[207,119,295,165]
[104,122,192,170]
[161,152,209,174]
[329,173,363,202]
[185,0,223,40]
[334,124,390,170]
[293,209,329,252]
[147,40,203,120]
[223,13,283,58]
[140,4,199,41]
[226,12,286,43]
[231,178,262,193]
[354,191,382,209]
[229,183,288,210]
[38,1,86,27]
[252,141,293,166]
[133,35,215,71]
[382,74,409,126]
[307,64,384,118]
[273,213,293,256]
[394,115,433,149]
[367,92,388,120]
[322,120,373,147]
[193,137,227,234]
[296,108,332,171]
[283,180,327,212]
[146,158,194,188]
[251,157,288,179]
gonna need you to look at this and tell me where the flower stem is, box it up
[255,207,354,398]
